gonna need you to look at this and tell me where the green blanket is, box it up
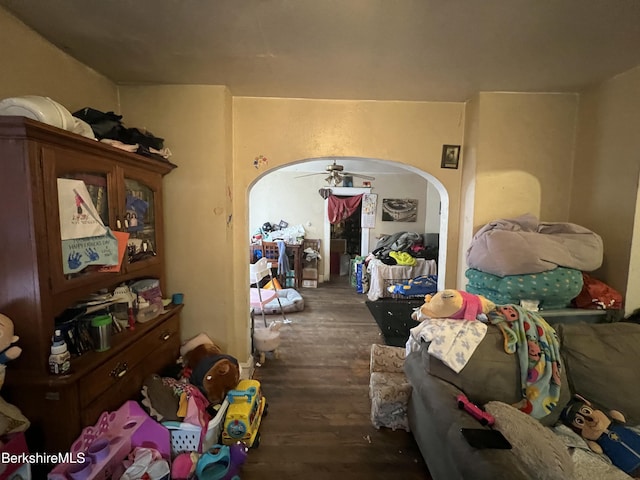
[466,267,583,310]
[489,305,562,420]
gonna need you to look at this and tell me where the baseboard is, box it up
[240,355,255,379]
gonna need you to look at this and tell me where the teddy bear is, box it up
[0,313,21,366]
[0,313,22,390]
[181,333,241,406]
[411,289,495,322]
[562,394,640,477]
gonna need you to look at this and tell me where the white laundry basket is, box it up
[163,398,229,457]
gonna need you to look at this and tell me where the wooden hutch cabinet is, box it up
[0,117,181,453]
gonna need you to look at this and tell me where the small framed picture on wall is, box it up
[441,145,461,169]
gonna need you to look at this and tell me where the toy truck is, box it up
[222,379,267,448]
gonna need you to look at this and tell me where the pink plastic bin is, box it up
[48,401,170,480]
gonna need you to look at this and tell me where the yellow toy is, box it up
[412,289,495,322]
[222,379,268,448]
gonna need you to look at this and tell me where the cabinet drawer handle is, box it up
[110,362,128,378]
[160,331,173,341]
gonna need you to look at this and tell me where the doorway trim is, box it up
[323,187,371,281]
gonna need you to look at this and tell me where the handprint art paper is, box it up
[61,229,119,274]
[57,178,107,240]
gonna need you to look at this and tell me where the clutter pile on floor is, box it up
[48,333,268,480]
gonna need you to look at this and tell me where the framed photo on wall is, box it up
[381,198,418,222]
[441,145,461,169]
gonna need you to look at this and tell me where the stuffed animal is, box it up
[562,394,640,477]
[0,314,22,391]
[412,289,495,322]
[0,314,21,366]
[182,334,241,406]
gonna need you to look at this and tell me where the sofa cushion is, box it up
[557,322,640,424]
[485,401,574,480]
[422,324,571,426]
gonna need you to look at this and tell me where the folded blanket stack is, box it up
[465,213,603,309]
[466,267,583,310]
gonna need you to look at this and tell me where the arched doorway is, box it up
[249,156,449,291]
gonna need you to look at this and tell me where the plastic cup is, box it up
[172,293,184,305]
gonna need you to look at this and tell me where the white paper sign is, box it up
[362,193,377,228]
[57,178,107,240]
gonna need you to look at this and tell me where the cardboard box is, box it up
[302,279,318,288]
[302,268,318,280]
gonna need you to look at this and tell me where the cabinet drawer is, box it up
[80,334,179,426]
[79,314,180,408]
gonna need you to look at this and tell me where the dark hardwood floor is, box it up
[242,275,431,479]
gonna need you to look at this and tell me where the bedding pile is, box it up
[465,213,603,309]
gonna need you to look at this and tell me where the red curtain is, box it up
[327,194,363,224]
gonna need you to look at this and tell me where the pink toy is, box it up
[457,393,495,427]
[48,401,170,480]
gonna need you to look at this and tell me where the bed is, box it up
[367,258,437,301]
[251,288,305,314]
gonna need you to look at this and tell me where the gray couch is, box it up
[404,321,640,480]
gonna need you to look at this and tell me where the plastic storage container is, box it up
[0,95,74,130]
[90,315,112,352]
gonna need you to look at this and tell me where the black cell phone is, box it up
[460,428,512,449]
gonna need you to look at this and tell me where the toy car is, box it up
[456,393,495,426]
[222,379,268,448]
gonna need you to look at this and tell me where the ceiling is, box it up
[2,0,640,103]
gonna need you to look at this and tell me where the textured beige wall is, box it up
[232,97,465,357]
[459,92,579,288]
[571,66,640,313]
[459,94,480,287]
[472,92,578,230]
[119,85,235,350]
[0,8,118,112]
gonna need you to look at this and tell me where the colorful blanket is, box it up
[489,304,562,419]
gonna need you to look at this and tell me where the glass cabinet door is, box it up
[121,167,163,274]
[42,145,119,291]
[124,178,157,266]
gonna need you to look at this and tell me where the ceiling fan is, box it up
[295,160,375,186]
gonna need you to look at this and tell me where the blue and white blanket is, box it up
[406,318,487,373]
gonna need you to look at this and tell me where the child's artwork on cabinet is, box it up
[57,178,107,240]
[58,178,119,274]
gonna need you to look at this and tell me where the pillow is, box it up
[484,401,574,480]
